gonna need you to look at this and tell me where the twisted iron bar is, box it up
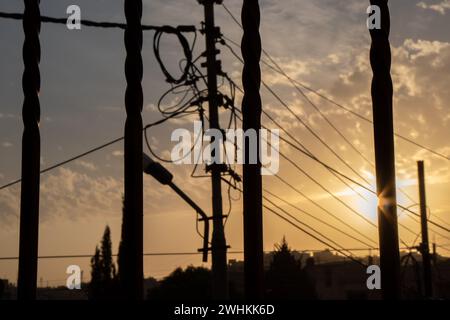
[369,0,401,300]
[17,0,41,300]
[120,0,144,300]
[241,0,264,299]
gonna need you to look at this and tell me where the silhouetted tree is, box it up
[0,279,5,299]
[89,226,119,300]
[265,237,317,299]
[117,197,127,298]
[147,266,212,301]
[100,226,116,281]
[89,246,102,299]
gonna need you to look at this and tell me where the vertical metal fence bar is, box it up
[369,0,401,300]
[122,0,144,300]
[241,0,264,299]
[17,0,41,300]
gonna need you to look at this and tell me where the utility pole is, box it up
[18,0,41,300]
[241,0,264,299]
[369,0,401,300]
[199,0,228,299]
[417,160,433,298]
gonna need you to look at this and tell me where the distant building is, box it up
[304,260,381,300]
[228,250,450,300]
[313,249,339,264]
[37,285,88,300]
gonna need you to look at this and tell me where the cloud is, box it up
[75,160,97,171]
[0,0,448,239]
[112,150,124,157]
[262,57,312,87]
[259,35,450,184]
[402,39,450,63]
[97,106,122,112]
[0,164,206,225]
[327,38,450,110]
[0,168,124,223]
[417,1,450,14]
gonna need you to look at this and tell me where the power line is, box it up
[3,108,445,242]
[0,116,180,191]
[0,251,245,261]
[233,101,423,246]
[223,49,450,238]
[220,3,449,162]
[263,195,370,258]
[0,137,123,191]
[229,82,378,228]
[262,48,374,167]
[291,78,449,161]
[228,77,369,202]
[7,246,430,261]
[274,122,450,236]
[269,172,378,246]
[436,245,450,254]
[231,88,381,236]
[430,215,450,229]
[1,12,446,244]
[232,99,438,248]
[221,38,372,189]
[2,85,386,246]
[221,36,441,228]
[400,205,450,235]
[221,33,439,239]
[262,68,372,187]
[1,7,444,270]
[399,205,450,242]
[278,146,377,229]
[264,189,377,248]
[219,36,446,242]
[263,204,367,267]
[223,60,438,251]
[0,11,196,33]
[278,131,450,236]
[217,82,446,238]
[248,37,441,238]
[229,183,368,266]
[257,95,370,202]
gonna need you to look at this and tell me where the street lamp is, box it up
[142,153,209,262]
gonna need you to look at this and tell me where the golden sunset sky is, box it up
[0,0,449,286]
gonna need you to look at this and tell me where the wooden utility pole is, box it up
[122,0,144,300]
[199,0,228,299]
[417,161,433,298]
[18,0,41,300]
[242,0,264,299]
[369,0,401,299]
